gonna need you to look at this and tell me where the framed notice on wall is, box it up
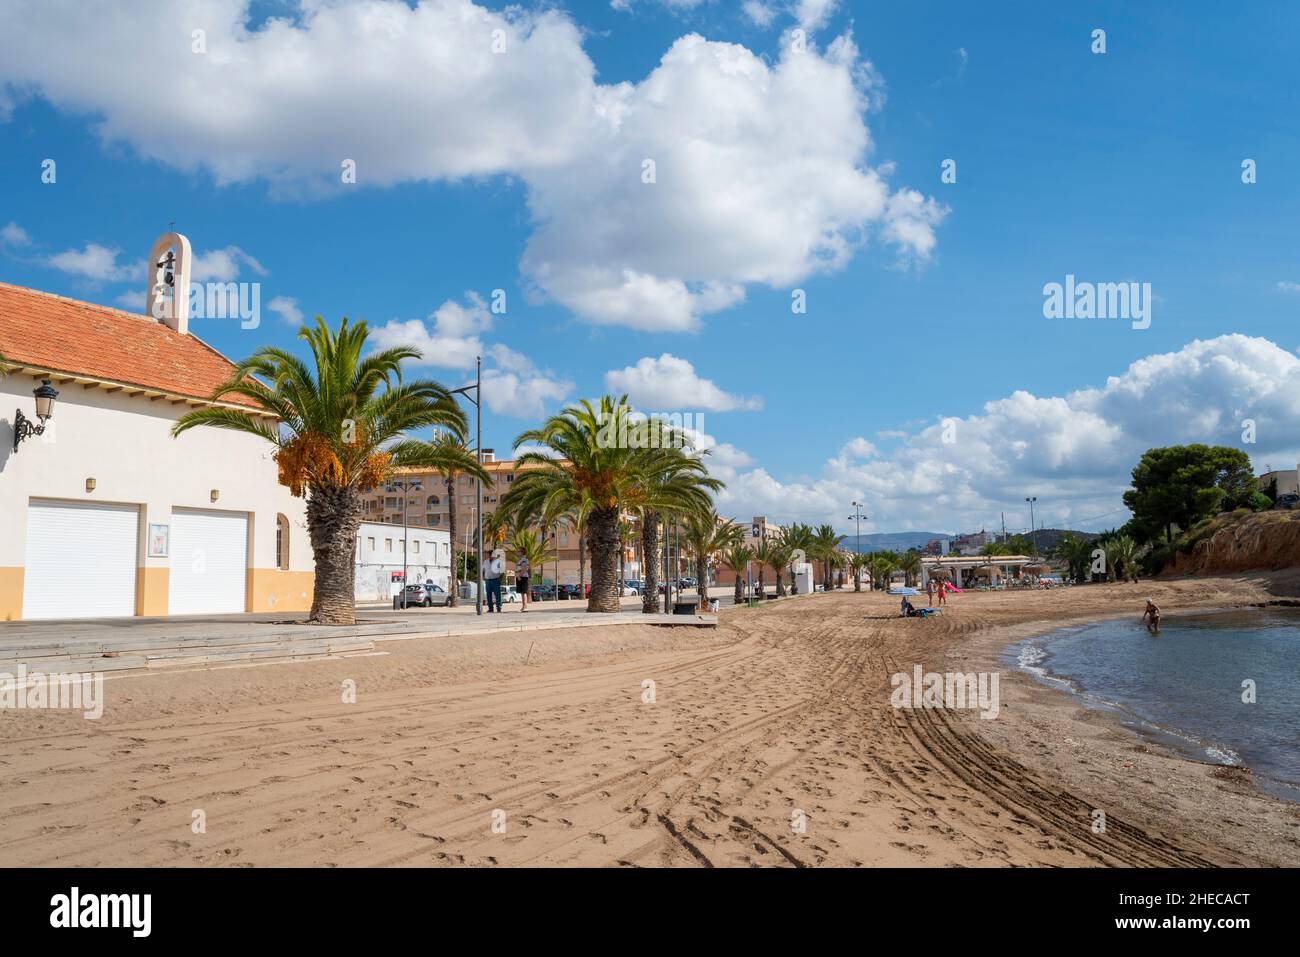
[148,524,169,558]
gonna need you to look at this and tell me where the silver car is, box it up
[403,583,451,607]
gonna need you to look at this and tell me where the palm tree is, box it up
[897,549,922,587]
[812,524,843,592]
[1055,532,1094,583]
[414,430,490,607]
[722,542,753,605]
[1102,534,1143,582]
[500,396,718,613]
[1112,534,1143,582]
[848,551,872,592]
[640,509,663,613]
[618,519,636,592]
[751,537,777,598]
[768,534,794,597]
[781,522,814,594]
[637,445,723,614]
[507,527,554,585]
[482,508,511,551]
[870,552,897,592]
[683,510,742,603]
[172,316,467,624]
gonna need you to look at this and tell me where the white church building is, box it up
[0,233,314,620]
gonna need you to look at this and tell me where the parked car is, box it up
[558,584,583,600]
[502,585,520,603]
[624,580,642,595]
[402,582,451,607]
[1276,493,1300,510]
[530,584,557,601]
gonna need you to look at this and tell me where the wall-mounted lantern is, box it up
[13,379,59,453]
[210,489,220,503]
[85,478,96,493]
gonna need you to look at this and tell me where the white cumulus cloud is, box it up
[712,335,1300,535]
[0,1,944,332]
[605,353,762,412]
[45,243,134,282]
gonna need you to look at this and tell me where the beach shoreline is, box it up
[954,575,1300,867]
[1,574,1297,867]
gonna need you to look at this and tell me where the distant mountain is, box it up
[841,531,948,553]
[1009,527,1099,554]
[842,528,1099,554]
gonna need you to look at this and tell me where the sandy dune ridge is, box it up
[1,576,1296,867]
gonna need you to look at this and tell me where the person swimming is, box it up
[1142,598,1161,634]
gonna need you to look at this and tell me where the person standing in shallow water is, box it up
[1142,598,1161,634]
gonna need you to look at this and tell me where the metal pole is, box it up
[401,482,408,609]
[662,516,670,613]
[475,355,483,616]
[1026,496,1039,557]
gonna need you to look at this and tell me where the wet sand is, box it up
[1,574,1297,867]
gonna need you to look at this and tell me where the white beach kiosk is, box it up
[921,555,1035,589]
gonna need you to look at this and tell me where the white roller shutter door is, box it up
[23,500,139,619]
[168,509,248,614]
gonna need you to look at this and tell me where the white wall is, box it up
[0,374,311,574]
[354,521,451,600]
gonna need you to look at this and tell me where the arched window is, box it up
[276,514,290,570]
[427,494,440,505]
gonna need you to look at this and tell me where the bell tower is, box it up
[145,231,193,334]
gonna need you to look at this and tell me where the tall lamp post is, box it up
[1025,496,1039,557]
[390,478,422,606]
[848,501,866,587]
[450,356,484,615]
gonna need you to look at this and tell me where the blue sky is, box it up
[2,0,1298,538]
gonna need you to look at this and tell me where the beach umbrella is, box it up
[928,566,952,580]
[1024,563,1051,575]
[973,565,999,578]
[890,586,920,595]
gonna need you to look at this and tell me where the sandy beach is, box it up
[1,575,1297,868]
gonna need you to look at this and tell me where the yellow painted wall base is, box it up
[0,567,23,621]
[0,566,314,619]
[135,567,169,617]
[248,568,315,614]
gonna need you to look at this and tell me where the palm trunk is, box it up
[446,476,459,607]
[733,571,743,604]
[775,565,787,597]
[578,526,586,601]
[853,568,862,592]
[697,556,708,604]
[306,484,362,624]
[641,511,660,614]
[586,506,620,613]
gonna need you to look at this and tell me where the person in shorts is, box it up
[516,556,531,612]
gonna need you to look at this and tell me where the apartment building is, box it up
[1257,466,1299,498]
[952,529,995,556]
[359,451,638,586]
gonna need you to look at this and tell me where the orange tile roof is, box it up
[0,281,257,407]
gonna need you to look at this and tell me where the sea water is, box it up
[1005,607,1300,802]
